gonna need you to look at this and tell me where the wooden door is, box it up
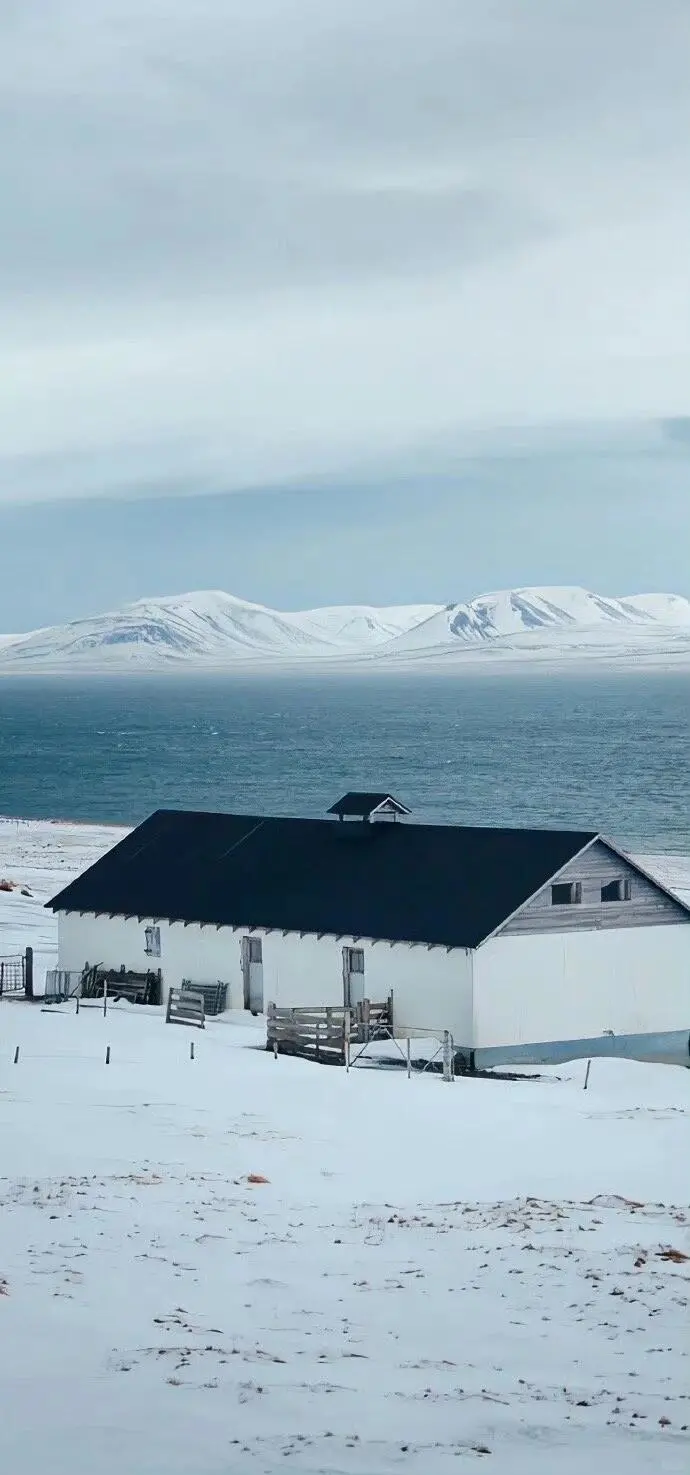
[242,936,264,1013]
[343,946,365,1007]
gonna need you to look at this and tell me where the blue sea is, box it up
[0,671,689,851]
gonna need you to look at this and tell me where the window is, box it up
[346,947,365,973]
[551,881,582,906]
[144,925,161,957]
[601,878,632,903]
[248,938,263,964]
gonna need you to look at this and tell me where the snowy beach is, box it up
[0,817,689,1474]
[0,816,129,976]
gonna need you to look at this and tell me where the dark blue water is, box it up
[0,671,689,850]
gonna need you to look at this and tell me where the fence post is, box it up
[583,1059,592,1091]
[406,1037,411,1079]
[24,946,34,1000]
[442,1031,453,1083]
[344,1007,351,1071]
[267,1002,278,1059]
[103,978,108,1017]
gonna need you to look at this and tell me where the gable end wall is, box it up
[497,840,688,936]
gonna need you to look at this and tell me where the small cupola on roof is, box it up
[327,792,411,823]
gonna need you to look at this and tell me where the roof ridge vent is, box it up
[327,791,411,823]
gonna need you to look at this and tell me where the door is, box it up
[343,946,365,1008]
[242,936,264,1013]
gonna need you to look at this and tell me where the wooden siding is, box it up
[497,840,689,937]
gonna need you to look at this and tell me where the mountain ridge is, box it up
[2,586,690,671]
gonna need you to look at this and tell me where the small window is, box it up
[601,878,632,903]
[248,937,263,963]
[347,948,365,973]
[144,925,161,956]
[551,881,582,906]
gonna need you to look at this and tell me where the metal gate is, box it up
[0,955,25,996]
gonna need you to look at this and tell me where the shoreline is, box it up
[0,813,130,830]
[3,648,690,679]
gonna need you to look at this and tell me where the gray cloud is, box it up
[1,0,689,502]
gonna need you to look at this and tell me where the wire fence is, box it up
[349,1025,456,1081]
[0,955,26,996]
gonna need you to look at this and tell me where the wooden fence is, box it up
[266,997,392,1065]
[166,987,205,1029]
[81,964,162,1006]
[180,979,228,1017]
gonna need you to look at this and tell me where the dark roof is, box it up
[48,808,599,949]
[327,791,411,818]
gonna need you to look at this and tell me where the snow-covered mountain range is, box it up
[2,587,690,671]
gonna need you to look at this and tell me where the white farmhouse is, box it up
[48,792,690,1054]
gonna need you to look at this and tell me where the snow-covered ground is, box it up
[1,819,689,1473]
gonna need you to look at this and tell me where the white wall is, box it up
[57,912,245,1008]
[473,925,690,1048]
[263,931,473,1044]
[363,942,473,1043]
[58,911,474,1041]
[261,932,340,1011]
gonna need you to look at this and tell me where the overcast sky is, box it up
[1,1,689,622]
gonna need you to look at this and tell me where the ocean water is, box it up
[0,671,689,851]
